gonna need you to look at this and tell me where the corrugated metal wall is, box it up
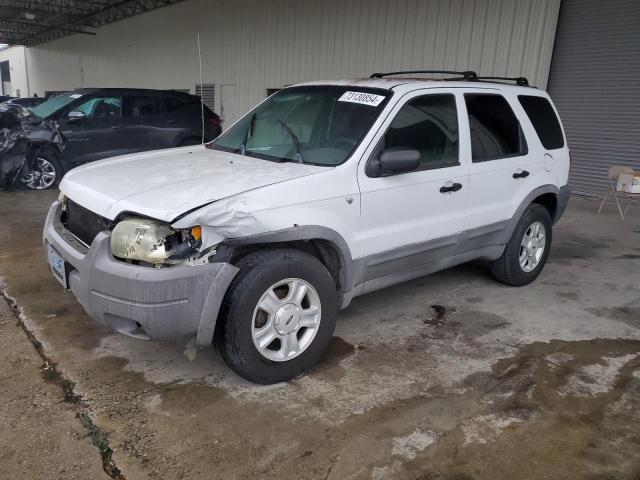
[548,0,640,197]
[26,0,560,124]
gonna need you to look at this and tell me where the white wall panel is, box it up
[0,46,29,96]
[24,0,560,123]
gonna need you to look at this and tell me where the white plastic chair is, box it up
[597,166,637,220]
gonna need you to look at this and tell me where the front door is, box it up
[356,90,470,284]
[59,95,123,165]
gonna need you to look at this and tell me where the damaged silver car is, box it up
[44,74,571,384]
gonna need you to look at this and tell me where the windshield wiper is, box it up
[240,112,256,156]
[278,119,304,164]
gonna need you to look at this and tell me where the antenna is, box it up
[197,33,205,144]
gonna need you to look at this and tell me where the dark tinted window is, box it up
[123,96,165,117]
[384,94,458,170]
[164,97,188,113]
[465,94,527,162]
[518,95,564,150]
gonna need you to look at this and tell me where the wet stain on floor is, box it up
[557,291,580,300]
[588,300,640,328]
[615,254,640,260]
[548,234,611,264]
[307,336,358,381]
[424,304,450,326]
[378,339,640,480]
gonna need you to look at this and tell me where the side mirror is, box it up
[368,147,420,177]
[67,110,86,122]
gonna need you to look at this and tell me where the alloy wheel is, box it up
[519,221,546,272]
[251,278,322,362]
[21,157,57,190]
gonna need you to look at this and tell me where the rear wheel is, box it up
[490,204,552,286]
[217,249,338,384]
[21,154,63,190]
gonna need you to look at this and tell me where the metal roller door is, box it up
[547,0,640,196]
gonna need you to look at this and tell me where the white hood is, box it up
[60,146,326,221]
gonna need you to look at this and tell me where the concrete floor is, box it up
[1,190,639,480]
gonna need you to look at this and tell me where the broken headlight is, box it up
[110,217,199,265]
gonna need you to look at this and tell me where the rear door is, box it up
[119,94,173,152]
[461,89,539,231]
[356,89,470,281]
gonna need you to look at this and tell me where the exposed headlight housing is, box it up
[111,217,181,265]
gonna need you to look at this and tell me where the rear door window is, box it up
[164,97,188,113]
[123,96,165,117]
[464,94,527,162]
[518,95,564,150]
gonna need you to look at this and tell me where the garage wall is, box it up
[25,0,560,123]
[547,0,640,197]
[0,46,29,97]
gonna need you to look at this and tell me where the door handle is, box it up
[110,124,123,129]
[513,170,530,179]
[440,182,463,193]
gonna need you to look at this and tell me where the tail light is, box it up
[208,116,221,127]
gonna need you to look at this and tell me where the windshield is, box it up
[211,86,391,166]
[29,93,80,119]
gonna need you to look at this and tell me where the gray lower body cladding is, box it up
[555,184,571,223]
[345,184,571,305]
[43,201,238,346]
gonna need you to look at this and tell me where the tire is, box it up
[178,137,202,147]
[20,153,64,190]
[217,248,338,384]
[489,203,552,286]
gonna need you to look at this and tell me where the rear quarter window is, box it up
[518,95,565,150]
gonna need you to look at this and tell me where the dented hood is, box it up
[60,146,326,221]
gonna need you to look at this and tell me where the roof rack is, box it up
[475,76,529,86]
[370,70,478,81]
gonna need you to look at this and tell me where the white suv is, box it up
[44,71,570,384]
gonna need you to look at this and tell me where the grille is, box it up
[62,199,112,246]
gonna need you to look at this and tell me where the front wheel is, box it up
[489,204,552,286]
[217,249,338,384]
[21,154,63,190]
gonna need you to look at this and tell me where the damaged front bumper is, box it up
[43,201,238,346]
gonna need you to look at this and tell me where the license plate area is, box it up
[48,245,69,289]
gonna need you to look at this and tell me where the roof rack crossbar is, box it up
[475,76,529,86]
[370,70,478,81]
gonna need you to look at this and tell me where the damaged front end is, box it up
[0,107,63,190]
[45,199,239,346]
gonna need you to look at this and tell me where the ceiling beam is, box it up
[0,0,184,46]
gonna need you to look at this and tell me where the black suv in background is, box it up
[20,88,222,189]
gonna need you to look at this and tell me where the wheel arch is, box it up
[33,144,66,173]
[501,185,560,244]
[531,192,558,222]
[217,226,355,296]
